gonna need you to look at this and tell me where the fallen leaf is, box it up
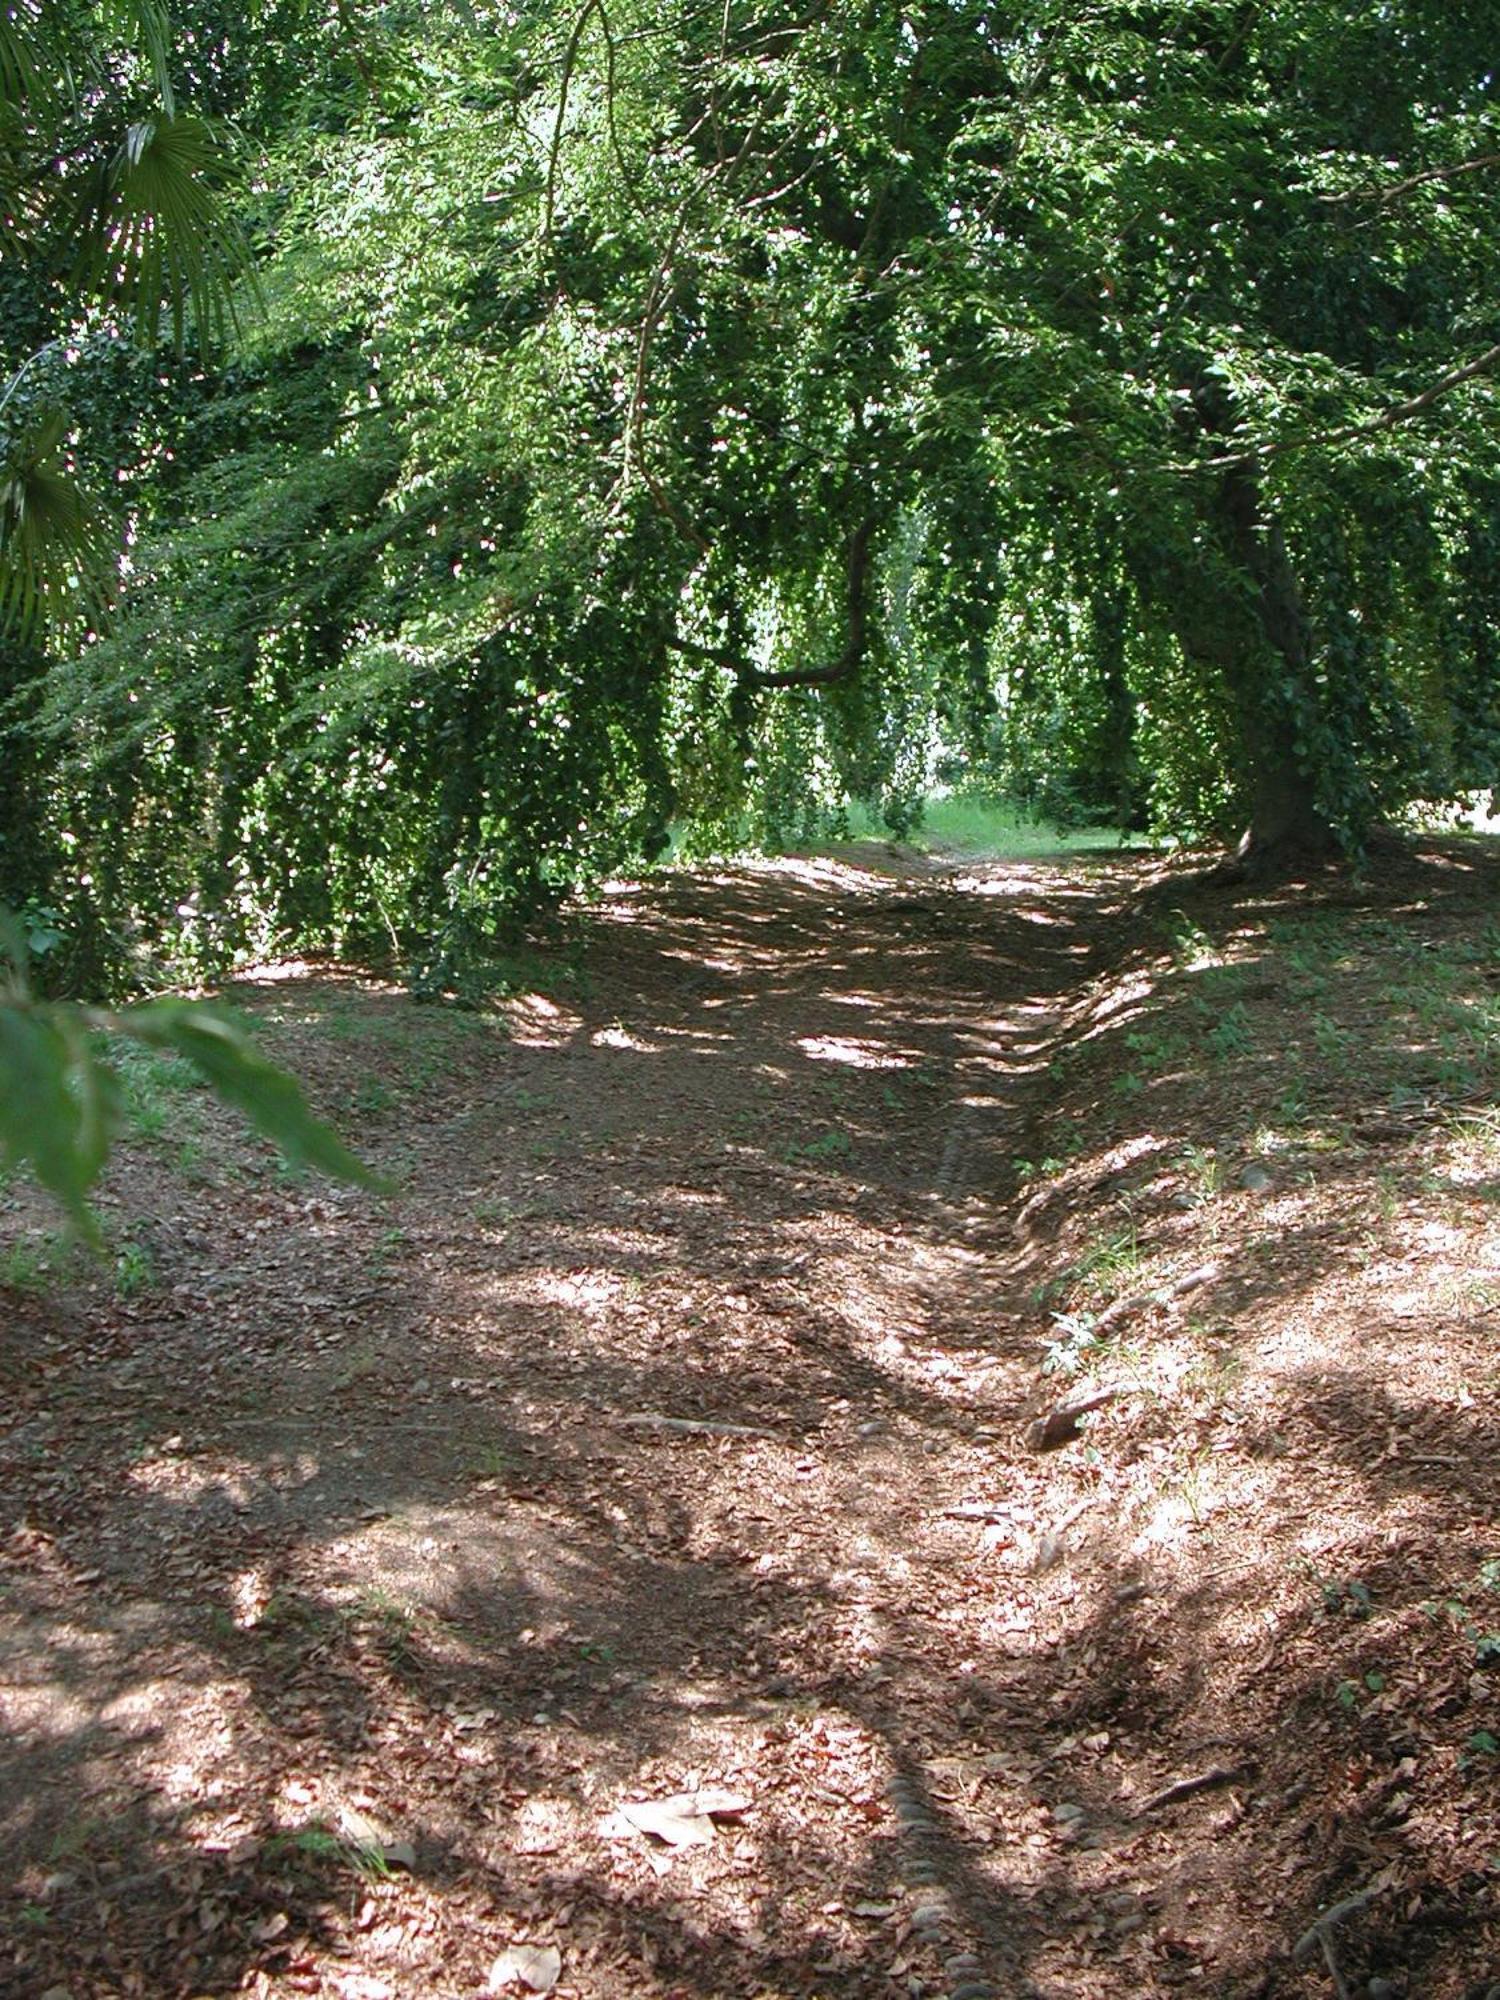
[685,1787,750,1819]
[488,1943,562,1993]
[619,1799,713,1847]
[334,1976,393,2000]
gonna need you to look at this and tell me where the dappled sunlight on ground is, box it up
[1,842,1497,1997]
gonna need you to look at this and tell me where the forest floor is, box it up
[2,837,1498,2000]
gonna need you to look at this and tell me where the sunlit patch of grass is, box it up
[810,790,1131,861]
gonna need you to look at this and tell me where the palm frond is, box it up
[71,112,254,349]
[0,410,112,636]
[97,0,175,112]
[0,0,44,115]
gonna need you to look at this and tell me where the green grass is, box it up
[0,1233,67,1292]
[108,1040,202,1142]
[838,790,1131,860]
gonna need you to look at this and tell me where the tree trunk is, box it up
[1213,468,1341,870]
[1137,454,1341,872]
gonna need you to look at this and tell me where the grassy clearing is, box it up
[838,789,1133,860]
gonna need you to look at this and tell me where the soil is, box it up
[2,839,1497,2000]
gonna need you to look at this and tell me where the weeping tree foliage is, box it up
[7,0,1500,1001]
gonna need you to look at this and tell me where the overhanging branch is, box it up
[1318,151,1500,206]
[665,515,877,691]
[1195,339,1500,473]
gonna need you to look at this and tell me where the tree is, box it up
[0,0,371,1226]
[7,0,1499,993]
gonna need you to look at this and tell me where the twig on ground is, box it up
[1291,1873,1391,2000]
[1132,1764,1246,1817]
[615,1412,778,1440]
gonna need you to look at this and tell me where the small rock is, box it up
[857,1421,884,1438]
[1239,1162,1274,1193]
[1052,1801,1086,1823]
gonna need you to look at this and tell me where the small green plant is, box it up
[114,1235,156,1298]
[1307,1566,1373,1619]
[1042,1309,1101,1377]
[112,1041,201,1142]
[1123,1026,1181,1074]
[467,1443,514,1479]
[368,1224,407,1271]
[1320,1576,1368,1624]
[267,1819,386,1876]
[1334,1671,1386,1714]
[1420,1560,1500,1663]
[1277,1078,1309,1124]
[0,1232,64,1292]
[1073,1215,1142,1298]
[1311,1012,1348,1062]
[1206,1003,1252,1059]
[330,1340,383,1390]
[1167,912,1222,970]
[791,1128,853,1164]
[1180,1453,1209,1525]
[1179,1143,1224,1204]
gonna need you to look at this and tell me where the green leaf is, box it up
[117,1000,384,1188]
[0,1002,121,1238]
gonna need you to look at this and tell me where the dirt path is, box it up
[2,848,1495,1999]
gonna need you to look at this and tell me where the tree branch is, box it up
[1196,339,1500,472]
[1319,151,1500,205]
[665,516,877,690]
[539,0,598,256]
